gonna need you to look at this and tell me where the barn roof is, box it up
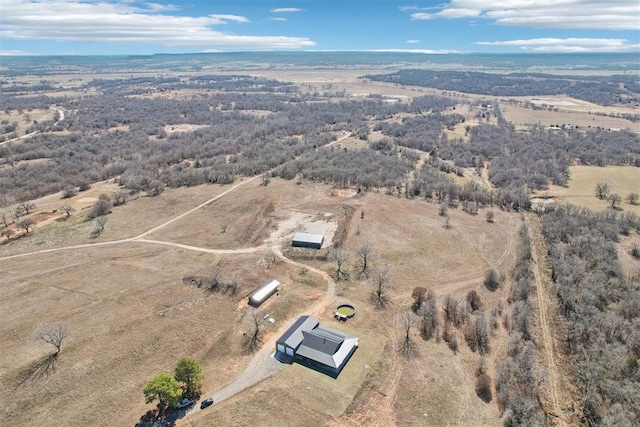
[292,232,324,245]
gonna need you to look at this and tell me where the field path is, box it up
[525,215,574,425]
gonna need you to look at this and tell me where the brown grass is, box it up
[540,165,640,214]
[0,176,518,426]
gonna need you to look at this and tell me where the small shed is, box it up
[248,279,280,307]
[292,232,324,249]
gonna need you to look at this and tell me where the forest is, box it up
[366,70,640,106]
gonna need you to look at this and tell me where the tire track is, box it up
[525,215,563,421]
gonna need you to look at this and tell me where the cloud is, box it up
[407,0,638,30]
[476,37,640,52]
[405,39,420,44]
[270,8,302,13]
[0,49,35,56]
[0,0,315,49]
[368,48,461,54]
[143,2,179,12]
[268,17,288,22]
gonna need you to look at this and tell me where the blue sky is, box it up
[0,0,638,55]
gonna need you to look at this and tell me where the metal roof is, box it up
[276,315,319,349]
[248,279,280,305]
[292,232,324,244]
[276,316,358,370]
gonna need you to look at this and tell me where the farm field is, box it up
[541,165,640,214]
[0,175,516,426]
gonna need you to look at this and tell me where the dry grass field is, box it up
[540,165,640,214]
[0,108,56,138]
[0,175,517,426]
[500,101,640,132]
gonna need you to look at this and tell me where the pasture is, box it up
[542,165,640,214]
[0,176,515,426]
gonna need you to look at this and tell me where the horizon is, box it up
[1,1,638,56]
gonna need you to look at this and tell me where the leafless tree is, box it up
[355,243,375,278]
[19,201,36,215]
[371,266,392,308]
[34,321,71,355]
[245,309,263,353]
[419,289,439,340]
[1,228,15,241]
[398,310,419,356]
[60,204,75,219]
[595,182,610,200]
[627,192,639,205]
[1,210,12,227]
[220,223,228,233]
[608,193,622,209]
[90,216,107,237]
[443,294,468,327]
[112,190,128,206]
[18,218,35,234]
[484,268,502,291]
[411,286,427,313]
[329,248,350,281]
[444,214,451,229]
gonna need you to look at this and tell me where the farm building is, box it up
[248,279,280,307]
[292,232,324,249]
[276,315,358,377]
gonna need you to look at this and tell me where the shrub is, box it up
[475,374,492,403]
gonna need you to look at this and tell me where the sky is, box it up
[0,0,638,55]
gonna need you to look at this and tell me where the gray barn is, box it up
[292,232,324,249]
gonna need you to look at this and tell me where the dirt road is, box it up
[526,215,574,425]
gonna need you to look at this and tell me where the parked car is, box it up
[176,397,195,410]
[200,398,214,409]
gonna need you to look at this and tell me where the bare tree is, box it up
[18,218,35,234]
[484,268,502,291]
[1,211,10,227]
[19,201,36,215]
[419,289,439,340]
[608,193,622,209]
[438,202,448,216]
[398,310,419,355]
[411,287,427,313]
[595,182,610,200]
[245,309,263,352]
[147,180,165,197]
[90,216,107,237]
[86,198,111,219]
[61,186,76,199]
[355,243,375,278]
[1,228,15,241]
[34,321,71,355]
[60,204,75,219]
[220,223,228,234]
[371,266,392,308]
[627,192,639,205]
[329,248,350,281]
[112,190,128,206]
